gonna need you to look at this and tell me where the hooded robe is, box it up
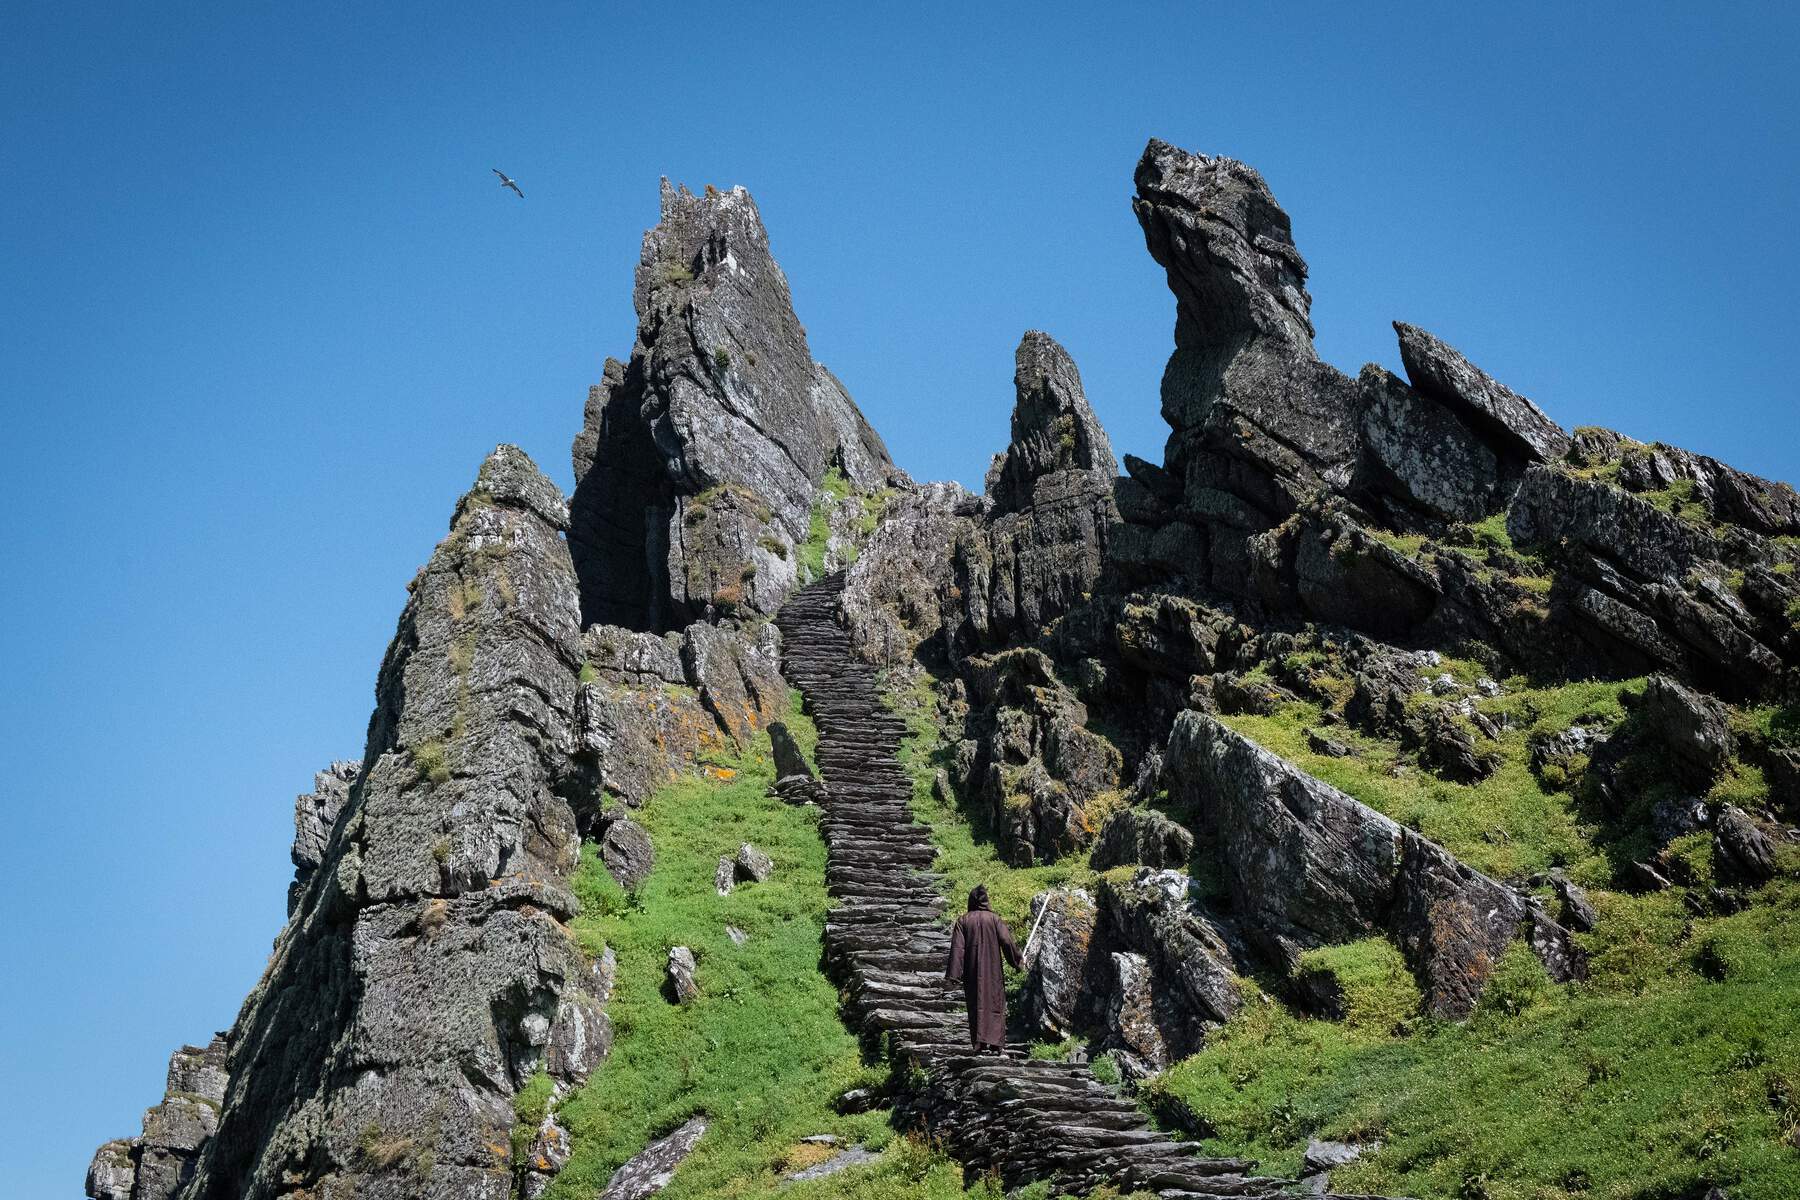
[944,896,1023,1047]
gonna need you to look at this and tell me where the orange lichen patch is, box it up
[706,766,739,781]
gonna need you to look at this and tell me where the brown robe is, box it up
[944,904,1023,1047]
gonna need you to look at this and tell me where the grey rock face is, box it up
[603,816,656,888]
[1393,321,1571,464]
[735,841,774,882]
[87,1036,228,1200]
[840,482,977,665]
[289,761,358,915]
[954,648,1122,865]
[987,331,1118,513]
[1638,674,1732,787]
[569,181,893,631]
[86,1140,136,1200]
[172,446,608,1200]
[1715,805,1778,883]
[1133,139,1360,524]
[1508,466,1790,697]
[1090,807,1194,871]
[785,1145,879,1182]
[1165,712,1582,1017]
[1356,365,1498,521]
[600,1116,708,1200]
[1020,887,1097,1039]
[1093,868,1251,1057]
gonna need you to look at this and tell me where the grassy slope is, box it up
[1156,666,1800,1199]
[885,649,1800,1199]
[542,692,995,1200]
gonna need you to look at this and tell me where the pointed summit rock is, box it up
[987,330,1117,514]
[570,181,894,631]
[1393,321,1572,465]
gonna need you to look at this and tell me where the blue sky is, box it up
[3,2,1796,1191]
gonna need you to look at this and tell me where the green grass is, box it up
[544,691,1008,1199]
[795,468,850,584]
[1148,879,1800,1199]
[1214,674,1637,882]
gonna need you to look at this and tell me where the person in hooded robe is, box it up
[944,884,1023,1052]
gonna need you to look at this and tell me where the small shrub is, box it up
[713,346,731,370]
[412,740,450,786]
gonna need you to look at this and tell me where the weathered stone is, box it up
[85,1140,136,1200]
[1095,868,1251,1053]
[604,817,656,888]
[963,333,1120,644]
[1393,322,1571,464]
[289,760,358,915]
[1304,1138,1374,1172]
[1550,872,1598,933]
[786,1145,880,1182]
[1090,807,1194,871]
[169,446,608,1200]
[1715,805,1778,883]
[667,946,700,1004]
[600,1116,708,1200]
[735,842,775,883]
[1356,364,1498,521]
[1638,674,1732,786]
[1020,887,1096,1039]
[714,854,737,896]
[1134,139,1362,525]
[1099,951,1174,1079]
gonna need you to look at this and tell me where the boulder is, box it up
[735,842,775,883]
[1715,806,1778,883]
[1164,713,1583,1017]
[667,947,701,1005]
[1356,364,1498,521]
[603,817,656,889]
[1638,674,1731,787]
[600,1116,709,1200]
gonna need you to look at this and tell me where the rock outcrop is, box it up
[158,447,610,1200]
[569,181,895,631]
[1165,712,1583,1017]
[87,1037,228,1200]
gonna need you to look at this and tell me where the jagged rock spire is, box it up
[171,446,608,1200]
[570,181,894,631]
[986,330,1116,515]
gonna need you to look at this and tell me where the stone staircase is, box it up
[777,574,1380,1199]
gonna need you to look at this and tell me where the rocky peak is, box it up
[986,330,1117,514]
[570,181,894,631]
[167,445,608,1200]
[1132,139,1315,356]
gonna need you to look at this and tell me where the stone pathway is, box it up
[777,574,1383,1199]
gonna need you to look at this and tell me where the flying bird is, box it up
[492,169,523,198]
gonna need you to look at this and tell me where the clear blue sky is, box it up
[4,2,1796,1191]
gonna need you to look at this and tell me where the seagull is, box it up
[492,168,524,198]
